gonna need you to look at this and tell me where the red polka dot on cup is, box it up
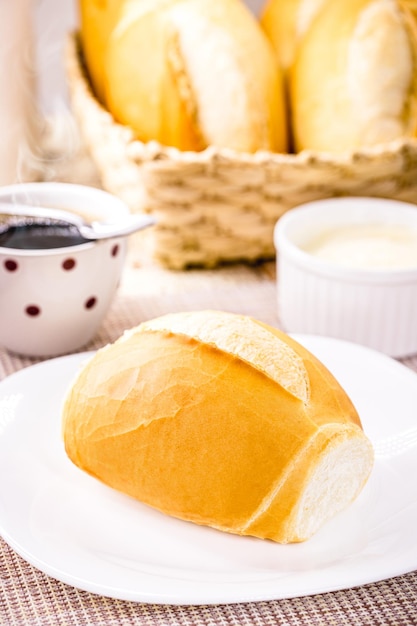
[25,305,41,317]
[85,297,97,310]
[62,258,76,271]
[4,259,18,272]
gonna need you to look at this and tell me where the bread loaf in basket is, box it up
[66,0,417,269]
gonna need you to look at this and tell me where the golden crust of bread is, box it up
[62,311,373,543]
[260,0,328,72]
[290,0,417,151]
[103,0,287,152]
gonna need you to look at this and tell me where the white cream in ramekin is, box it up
[274,197,417,358]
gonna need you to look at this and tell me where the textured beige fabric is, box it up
[1,114,417,626]
[0,537,416,626]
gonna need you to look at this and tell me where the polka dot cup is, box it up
[0,182,129,357]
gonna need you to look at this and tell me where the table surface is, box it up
[1,119,417,626]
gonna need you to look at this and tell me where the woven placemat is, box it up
[1,541,416,626]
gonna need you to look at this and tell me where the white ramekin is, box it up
[274,197,417,358]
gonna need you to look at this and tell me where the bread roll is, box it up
[402,0,417,21]
[62,310,373,544]
[290,0,417,152]
[260,0,328,72]
[78,0,123,103]
[103,0,287,152]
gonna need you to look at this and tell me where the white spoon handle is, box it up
[0,202,156,239]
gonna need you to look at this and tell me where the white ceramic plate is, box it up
[0,335,417,605]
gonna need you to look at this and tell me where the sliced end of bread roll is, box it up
[62,310,373,543]
[244,423,372,542]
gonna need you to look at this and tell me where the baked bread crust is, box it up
[62,311,374,543]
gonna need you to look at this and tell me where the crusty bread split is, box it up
[79,0,288,153]
[62,310,373,544]
[289,0,417,151]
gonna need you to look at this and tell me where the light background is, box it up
[33,0,266,114]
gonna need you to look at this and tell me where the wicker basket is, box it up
[66,33,417,269]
